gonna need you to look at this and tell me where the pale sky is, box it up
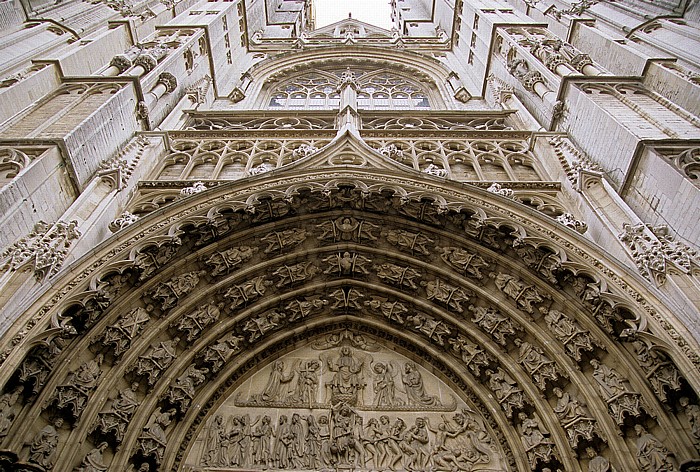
[313,0,394,30]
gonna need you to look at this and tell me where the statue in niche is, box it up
[94,382,140,443]
[487,368,525,418]
[449,334,493,375]
[243,310,286,342]
[323,251,372,276]
[0,387,22,439]
[138,408,175,463]
[519,413,556,470]
[285,297,328,322]
[438,246,491,279]
[375,263,422,289]
[407,313,451,346]
[253,360,296,404]
[101,307,150,357]
[167,364,209,412]
[371,361,403,407]
[586,447,616,472]
[322,347,367,406]
[679,397,700,446]
[202,332,244,373]
[54,354,104,420]
[590,359,643,424]
[174,302,223,342]
[470,305,520,346]
[261,228,307,254]
[423,278,471,313]
[382,229,434,255]
[634,424,676,472]
[292,360,320,405]
[224,276,272,309]
[542,308,597,361]
[553,387,588,423]
[74,442,108,472]
[552,387,599,447]
[590,359,630,398]
[205,246,258,276]
[133,337,180,386]
[28,417,62,469]
[631,340,682,403]
[148,271,204,311]
[514,339,561,389]
[491,272,545,314]
[402,361,441,407]
[365,297,408,324]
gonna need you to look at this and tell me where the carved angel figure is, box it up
[371,362,402,407]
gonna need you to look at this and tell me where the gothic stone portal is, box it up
[186,342,507,471]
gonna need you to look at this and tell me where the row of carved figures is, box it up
[201,407,501,471]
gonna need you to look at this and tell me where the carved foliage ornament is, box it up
[0,220,80,281]
[619,223,699,285]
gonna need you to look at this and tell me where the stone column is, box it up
[145,72,178,108]
[102,54,131,77]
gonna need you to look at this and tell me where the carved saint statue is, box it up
[0,387,22,439]
[634,424,676,472]
[586,447,616,472]
[75,442,109,472]
[680,397,700,445]
[28,418,63,469]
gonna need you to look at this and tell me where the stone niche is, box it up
[185,341,508,471]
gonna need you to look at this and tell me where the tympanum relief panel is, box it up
[187,343,507,472]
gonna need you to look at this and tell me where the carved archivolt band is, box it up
[0,170,697,471]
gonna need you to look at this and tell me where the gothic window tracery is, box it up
[365,138,543,181]
[266,68,433,110]
[268,72,340,109]
[155,138,332,180]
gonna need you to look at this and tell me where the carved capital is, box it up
[157,71,178,93]
[109,54,132,73]
[134,53,158,72]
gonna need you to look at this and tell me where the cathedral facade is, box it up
[0,0,698,470]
